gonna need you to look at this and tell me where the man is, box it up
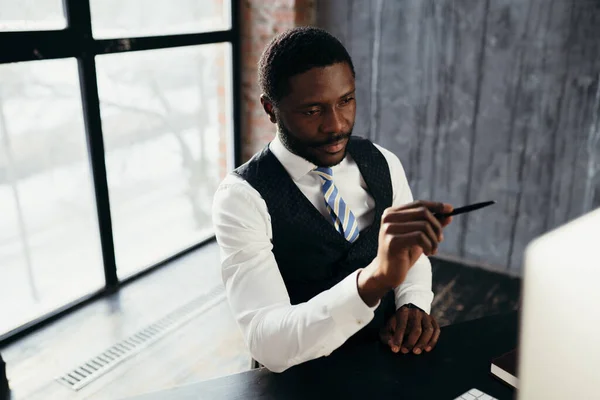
[212,26,453,373]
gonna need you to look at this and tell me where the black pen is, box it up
[434,201,496,218]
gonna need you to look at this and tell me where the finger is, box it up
[383,207,444,242]
[401,311,422,354]
[413,314,434,355]
[440,203,453,214]
[383,221,440,254]
[425,317,441,352]
[439,215,453,227]
[417,207,444,241]
[391,308,409,353]
[392,231,435,257]
[395,200,446,214]
[436,203,454,227]
[379,314,396,346]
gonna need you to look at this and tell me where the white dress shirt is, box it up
[212,135,434,372]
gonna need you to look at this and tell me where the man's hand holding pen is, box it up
[357,200,453,307]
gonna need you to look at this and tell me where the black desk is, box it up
[130,312,518,400]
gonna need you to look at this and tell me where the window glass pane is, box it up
[96,43,232,278]
[90,0,231,39]
[0,59,104,336]
[0,0,66,31]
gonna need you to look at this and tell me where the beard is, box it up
[277,118,353,168]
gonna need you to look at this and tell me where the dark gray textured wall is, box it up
[317,0,600,273]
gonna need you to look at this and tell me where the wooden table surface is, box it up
[128,311,519,399]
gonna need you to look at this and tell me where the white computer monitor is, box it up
[518,207,600,399]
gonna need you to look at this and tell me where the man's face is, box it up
[263,62,356,167]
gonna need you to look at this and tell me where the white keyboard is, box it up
[454,388,497,400]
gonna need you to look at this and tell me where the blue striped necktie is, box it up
[313,167,360,243]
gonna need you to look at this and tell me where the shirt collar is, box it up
[269,134,317,182]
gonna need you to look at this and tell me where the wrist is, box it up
[400,303,425,313]
[357,262,392,307]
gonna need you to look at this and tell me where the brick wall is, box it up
[216,44,229,182]
[239,0,316,163]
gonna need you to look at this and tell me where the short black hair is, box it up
[258,26,355,105]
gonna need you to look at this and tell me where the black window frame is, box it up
[0,0,241,346]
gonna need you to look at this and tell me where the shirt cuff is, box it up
[327,270,377,334]
[395,291,433,314]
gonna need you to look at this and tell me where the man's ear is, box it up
[260,95,277,124]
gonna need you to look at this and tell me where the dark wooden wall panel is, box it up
[349,0,378,141]
[506,0,582,271]
[375,0,489,256]
[317,0,600,273]
[544,1,600,227]
[461,0,535,268]
[316,0,350,49]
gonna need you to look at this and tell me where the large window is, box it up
[0,58,105,336]
[89,0,230,38]
[0,0,67,31]
[97,44,232,277]
[0,0,239,341]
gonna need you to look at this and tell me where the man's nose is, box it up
[321,108,345,134]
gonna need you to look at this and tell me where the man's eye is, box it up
[303,109,320,116]
[341,97,355,105]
